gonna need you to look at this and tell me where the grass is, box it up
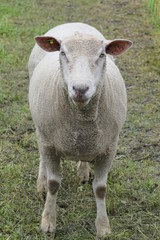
[0,0,160,239]
[148,0,160,22]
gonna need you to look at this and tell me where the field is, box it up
[0,0,160,239]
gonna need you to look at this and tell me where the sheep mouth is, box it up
[70,95,90,106]
[72,95,89,104]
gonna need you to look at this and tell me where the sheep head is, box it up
[35,33,132,106]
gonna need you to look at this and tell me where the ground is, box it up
[0,0,160,239]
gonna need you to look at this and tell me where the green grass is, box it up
[149,0,160,22]
[0,0,160,239]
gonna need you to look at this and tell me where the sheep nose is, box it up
[73,86,89,95]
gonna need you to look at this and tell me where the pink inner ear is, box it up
[35,36,61,52]
[106,40,132,56]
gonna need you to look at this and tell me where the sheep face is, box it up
[59,36,106,105]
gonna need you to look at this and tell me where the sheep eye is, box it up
[61,51,66,56]
[99,53,105,58]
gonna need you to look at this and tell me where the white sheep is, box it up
[28,22,132,239]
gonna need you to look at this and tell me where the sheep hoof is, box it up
[96,227,111,239]
[96,217,111,239]
[41,219,55,236]
[77,174,89,184]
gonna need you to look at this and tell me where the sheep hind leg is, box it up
[77,161,89,183]
[37,156,47,202]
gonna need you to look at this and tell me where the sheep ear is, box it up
[105,39,132,56]
[35,36,61,52]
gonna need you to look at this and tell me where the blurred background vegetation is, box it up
[149,0,160,23]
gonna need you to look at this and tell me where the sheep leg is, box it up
[77,161,89,183]
[39,145,61,236]
[93,151,116,238]
[37,156,47,202]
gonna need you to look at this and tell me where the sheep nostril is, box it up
[73,86,89,95]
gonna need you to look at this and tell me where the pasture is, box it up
[0,0,160,239]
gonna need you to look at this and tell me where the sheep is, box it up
[28,22,132,239]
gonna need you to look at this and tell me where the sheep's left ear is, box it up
[35,36,61,52]
[105,39,132,56]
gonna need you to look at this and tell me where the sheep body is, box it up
[28,22,132,238]
[29,52,126,161]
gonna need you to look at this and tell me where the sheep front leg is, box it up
[93,152,115,238]
[40,146,61,236]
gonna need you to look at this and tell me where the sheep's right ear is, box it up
[35,36,61,52]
